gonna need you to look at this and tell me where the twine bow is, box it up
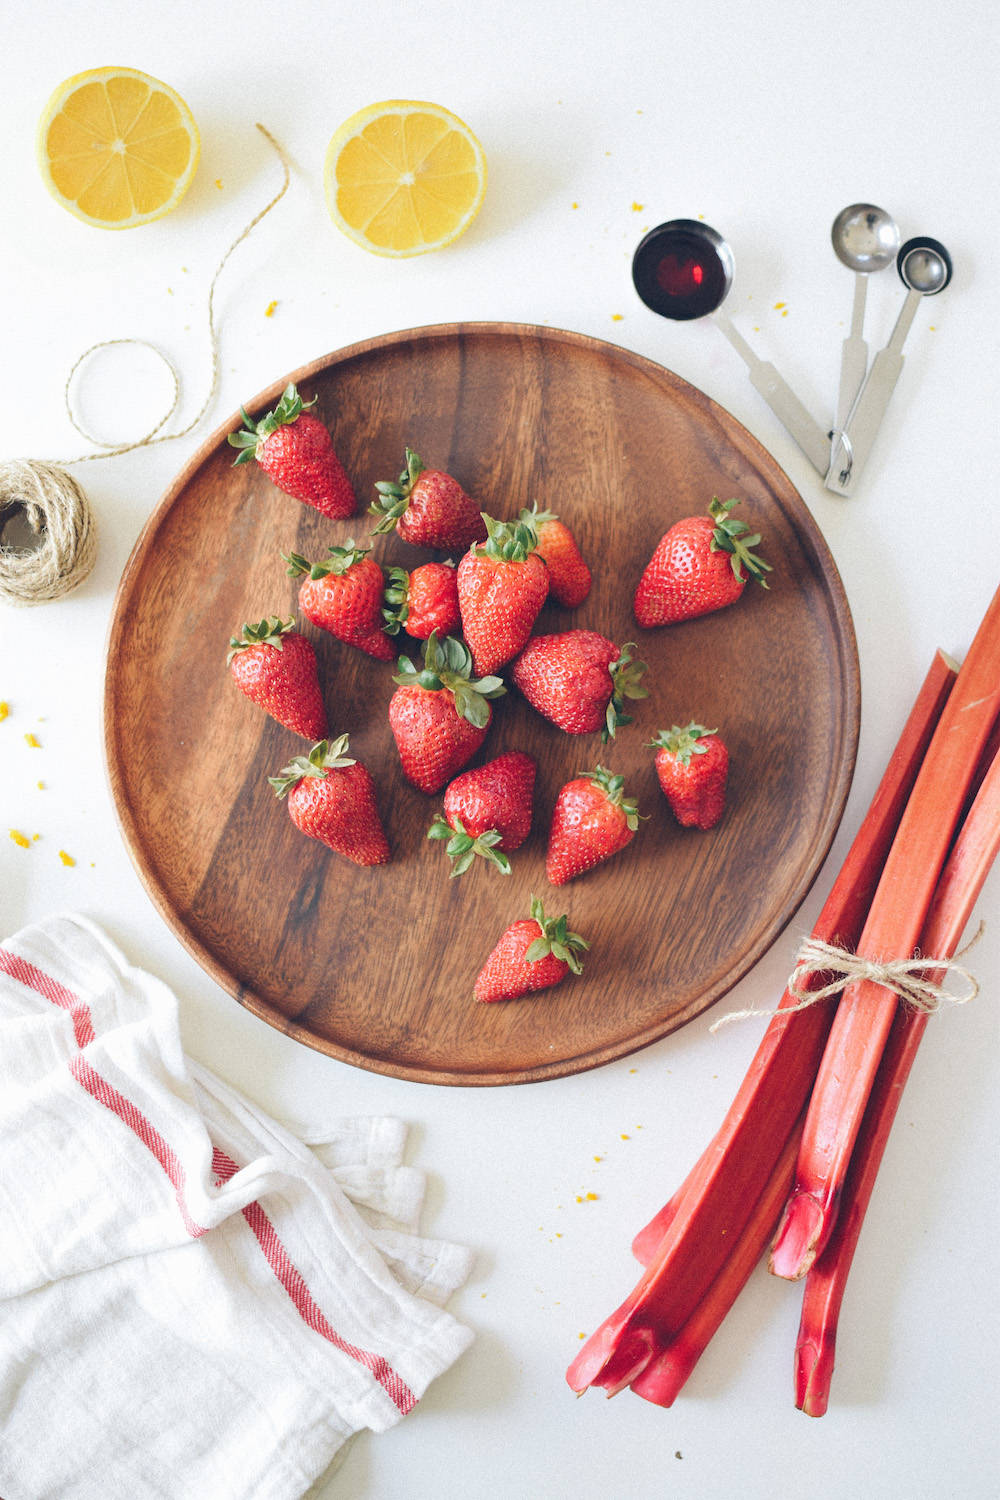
[709,926,982,1033]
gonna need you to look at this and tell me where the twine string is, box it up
[709,925,983,1033]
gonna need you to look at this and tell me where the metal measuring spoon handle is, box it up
[830,205,901,433]
[712,312,831,476]
[826,237,952,495]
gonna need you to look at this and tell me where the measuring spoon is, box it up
[826,236,953,494]
[632,220,831,476]
[830,204,900,432]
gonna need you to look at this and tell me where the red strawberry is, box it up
[475,896,588,1002]
[633,497,771,627]
[269,736,390,866]
[457,515,550,676]
[370,448,487,550]
[228,384,356,520]
[284,540,393,662]
[520,503,591,607]
[428,750,537,875]
[389,632,506,794]
[382,561,460,641]
[511,631,648,742]
[649,722,729,829]
[546,765,642,885]
[227,616,327,740]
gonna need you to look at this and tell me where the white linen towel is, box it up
[0,913,474,1500]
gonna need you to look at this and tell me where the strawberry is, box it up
[519,503,591,608]
[389,632,506,794]
[427,750,537,875]
[269,735,390,866]
[228,383,356,520]
[546,765,643,885]
[457,515,550,676]
[370,448,488,550]
[382,561,460,641]
[474,896,588,1002]
[511,631,648,742]
[284,540,393,662]
[633,496,771,627]
[227,616,327,740]
[649,722,729,829]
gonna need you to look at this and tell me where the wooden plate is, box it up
[105,323,859,1086]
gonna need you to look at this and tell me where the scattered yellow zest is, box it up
[59,850,76,867]
[24,733,40,748]
[571,201,579,209]
[9,830,30,848]
[167,287,173,294]
[929,325,936,331]
[754,326,761,332]
[611,313,624,321]
[629,1068,637,1073]
[575,1192,599,1202]
[593,1156,602,1162]
[32,834,41,842]
[621,1133,630,1140]
[774,301,786,309]
[631,201,644,211]
[325,99,487,258]
[556,1232,563,1238]
[698,214,705,220]
[215,178,223,189]
[781,310,788,317]
[264,300,278,318]
[36,66,200,230]
[578,1332,586,1339]
[0,702,8,721]
[37,782,45,790]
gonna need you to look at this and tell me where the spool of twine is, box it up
[0,125,290,608]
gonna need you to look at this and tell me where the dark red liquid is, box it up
[657,254,706,297]
[632,225,730,321]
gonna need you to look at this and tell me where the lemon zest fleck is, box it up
[24,733,40,748]
[9,830,30,848]
[59,850,76,867]
[0,702,8,722]
[631,201,644,211]
[611,313,624,322]
[265,300,278,318]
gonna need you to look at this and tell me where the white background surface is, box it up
[2,2,998,1496]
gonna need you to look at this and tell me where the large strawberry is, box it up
[519,503,591,608]
[474,896,589,1002]
[427,750,537,876]
[633,497,771,627]
[227,616,327,740]
[511,631,648,742]
[269,736,390,866]
[649,722,729,829]
[457,515,550,676]
[370,448,487,550]
[546,765,643,885]
[228,383,356,520]
[389,632,505,794]
[284,540,393,662]
[382,561,460,641]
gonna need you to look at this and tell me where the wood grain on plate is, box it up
[104,322,859,1086]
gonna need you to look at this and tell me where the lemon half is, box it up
[37,66,200,230]
[324,100,486,258]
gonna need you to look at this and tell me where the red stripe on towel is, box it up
[0,947,95,1048]
[213,1147,416,1415]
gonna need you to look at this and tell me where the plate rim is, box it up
[103,320,860,1086]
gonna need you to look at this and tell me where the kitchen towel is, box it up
[0,913,474,1500]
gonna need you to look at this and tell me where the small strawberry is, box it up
[389,632,506,794]
[227,616,327,740]
[382,560,460,641]
[474,896,589,1002]
[457,514,550,676]
[370,448,488,550]
[546,765,643,885]
[228,383,356,520]
[511,631,649,743]
[634,496,772,628]
[427,750,537,875]
[284,540,393,662]
[269,735,390,866]
[519,503,591,608]
[649,722,729,829]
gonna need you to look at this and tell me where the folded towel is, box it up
[0,913,473,1500]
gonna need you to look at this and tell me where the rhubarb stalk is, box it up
[795,741,1000,1415]
[770,585,1000,1282]
[567,651,957,1395]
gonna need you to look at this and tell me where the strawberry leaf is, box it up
[707,497,772,588]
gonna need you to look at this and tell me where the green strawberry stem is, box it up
[369,447,426,533]
[707,498,772,587]
[226,615,295,665]
[227,383,317,467]
[604,642,650,743]
[269,735,355,799]
[381,566,411,635]
[647,723,717,767]
[523,895,589,974]
[392,631,505,729]
[427,815,511,877]
[519,501,559,528]
[581,765,644,830]
[282,538,371,580]
[471,513,539,563]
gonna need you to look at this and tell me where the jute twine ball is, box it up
[0,459,98,607]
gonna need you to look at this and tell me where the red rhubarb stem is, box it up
[771,587,1000,1282]
[567,651,957,1394]
[795,739,1000,1416]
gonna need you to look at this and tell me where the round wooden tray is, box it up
[104,322,859,1086]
